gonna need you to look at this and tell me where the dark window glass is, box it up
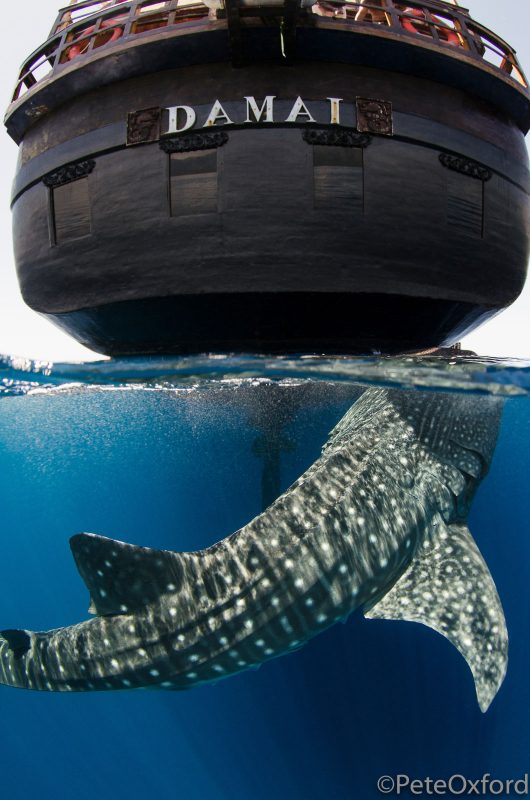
[52,178,92,244]
[313,146,364,211]
[446,171,484,237]
[170,150,218,216]
[221,130,305,211]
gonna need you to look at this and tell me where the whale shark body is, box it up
[0,387,507,710]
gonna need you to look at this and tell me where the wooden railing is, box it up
[10,0,528,102]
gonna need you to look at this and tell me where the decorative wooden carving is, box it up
[160,131,229,153]
[127,107,162,146]
[356,98,393,135]
[439,153,492,182]
[43,159,96,188]
[302,128,372,147]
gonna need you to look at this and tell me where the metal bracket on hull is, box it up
[223,0,302,66]
[280,0,301,63]
[224,0,244,67]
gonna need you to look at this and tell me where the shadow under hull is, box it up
[45,292,497,356]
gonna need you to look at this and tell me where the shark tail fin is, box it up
[364,517,508,712]
[70,533,187,617]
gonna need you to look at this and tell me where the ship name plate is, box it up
[126,96,394,145]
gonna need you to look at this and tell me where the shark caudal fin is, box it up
[70,533,186,616]
[364,517,508,712]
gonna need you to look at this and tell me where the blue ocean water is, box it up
[0,353,528,800]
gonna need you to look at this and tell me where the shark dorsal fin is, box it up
[364,518,508,712]
[324,388,390,451]
[70,533,185,616]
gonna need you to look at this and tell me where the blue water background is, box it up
[0,356,528,800]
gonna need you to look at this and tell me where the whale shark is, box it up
[0,387,507,711]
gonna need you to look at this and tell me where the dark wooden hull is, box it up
[44,293,497,356]
[7,19,530,355]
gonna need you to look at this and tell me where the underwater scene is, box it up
[0,353,529,800]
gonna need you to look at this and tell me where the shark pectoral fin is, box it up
[70,533,185,616]
[364,519,508,712]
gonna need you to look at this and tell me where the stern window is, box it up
[51,177,92,245]
[446,171,484,238]
[313,146,364,212]
[169,150,218,216]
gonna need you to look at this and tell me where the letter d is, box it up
[515,775,528,795]
[164,106,197,134]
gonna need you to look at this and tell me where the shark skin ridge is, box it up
[0,388,507,711]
